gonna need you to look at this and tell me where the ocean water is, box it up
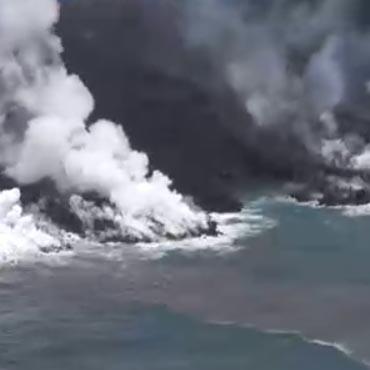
[1,194,370,369]
[0,303,367,370]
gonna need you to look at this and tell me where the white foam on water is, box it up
[208,319,364,366]
[0,184,276,264]
[268,330,369,366]
[274,195,322,208]
[309,339,353,357]
[265,327,355,358]
[338,204,370,217]
[134,205,276,259]
[0,188,74,265]
[254,325,367,367]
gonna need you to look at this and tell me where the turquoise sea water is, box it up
[1,195,370,369]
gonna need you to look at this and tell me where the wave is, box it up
[0,187,275,264]
[0,188,74,265]
[211,319,368,368]
[337,203,370,217]
[134,206,276,259]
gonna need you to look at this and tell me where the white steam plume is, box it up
[0,0,210,242]
[181,0,370,167]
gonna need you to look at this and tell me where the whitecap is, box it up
[134,206,276,259]
[0,188,73,265]
[338,204,370,217]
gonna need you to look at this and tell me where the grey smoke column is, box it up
[180,0,370,161]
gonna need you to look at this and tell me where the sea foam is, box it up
[0,188,71,264]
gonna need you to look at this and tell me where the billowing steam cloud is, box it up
[0,0,212,243]
[180,0,370,172]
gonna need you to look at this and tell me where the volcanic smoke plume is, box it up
[0,0,213,243]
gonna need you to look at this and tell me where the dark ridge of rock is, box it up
[0,175,86,235]
[288,173,370,207]
[204,218,219,237]
[39,243,73,254]
[0,174,18,190]
[38,196,85,236]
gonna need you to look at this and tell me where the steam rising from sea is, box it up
[0,0,221,260]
